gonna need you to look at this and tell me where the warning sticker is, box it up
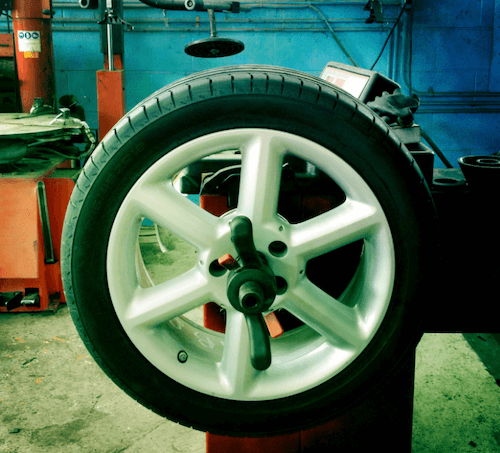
[18,31,42,52]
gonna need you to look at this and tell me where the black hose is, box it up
[138,0,250,12]
[421,129,453,169]
[78,0,99,9]
[309,5,358,68]
[370,0,407,70]
[138,0,188,10]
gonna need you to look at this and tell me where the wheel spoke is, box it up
[285,279,365,350]
[218,311,258,396]
[131,182,219,249]
[290,198,382,261]
[237,132,284,224]
[124,269,211,330]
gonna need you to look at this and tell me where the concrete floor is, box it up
[1,307,500,452]
[2,229,500,452]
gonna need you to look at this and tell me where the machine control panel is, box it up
[320,61,400,103]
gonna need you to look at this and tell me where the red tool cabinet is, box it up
[0,161,77,312]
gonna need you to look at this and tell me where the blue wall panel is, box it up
[44,0,402,131]
[405,0,500,167]
[491,0,500,91]
[433,29,492,71]
[412,0,495,27]
[2,0,498,167]
[431,113,500,154]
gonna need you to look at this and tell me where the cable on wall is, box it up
[1,11,12,32]
[309,4,359,67]
[370,0,406,70]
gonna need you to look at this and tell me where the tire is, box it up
[62,65,437,436]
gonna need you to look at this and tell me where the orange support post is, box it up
[201,194,416,452]
[97,67,126,141]
[206,433,301,453]
[11,0,56,113]
[206,351,415,452]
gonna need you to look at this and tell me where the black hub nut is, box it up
[239,281,264,311]
[226,216,277,314]
[227,267,276,314]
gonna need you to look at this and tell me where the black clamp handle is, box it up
[226,216,277,370]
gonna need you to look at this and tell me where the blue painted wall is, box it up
[3,0,499,167]
[406,0,500,166]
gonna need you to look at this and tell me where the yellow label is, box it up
[24,52,39,58]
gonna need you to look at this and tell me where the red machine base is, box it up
[0,163,77,312]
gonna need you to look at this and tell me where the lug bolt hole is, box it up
[269,241,288,257]
[209,259,227,277]
[276,276,288,295]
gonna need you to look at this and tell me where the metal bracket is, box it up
[364,0,383,24]
[37,181,56,265]
[97,0,132,70]
[22,289,40,306]
[0,291,22,311]
[0,0,13,11]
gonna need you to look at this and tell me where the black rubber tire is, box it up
[61,65,437,436]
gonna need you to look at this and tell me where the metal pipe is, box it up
[54,0,405,7]
[115,17,373,24]
[207,9,217,37]
[2,17,391,33]
[48,17,386,25]
[105,0,115,70]
[246,1,403,6]
[107,22,114,70]
[26,25,386,33]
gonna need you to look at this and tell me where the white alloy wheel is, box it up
[107,128,395,401]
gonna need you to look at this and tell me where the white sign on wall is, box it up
[17,31,42,52]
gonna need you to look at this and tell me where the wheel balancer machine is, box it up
[71,0,500,450]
